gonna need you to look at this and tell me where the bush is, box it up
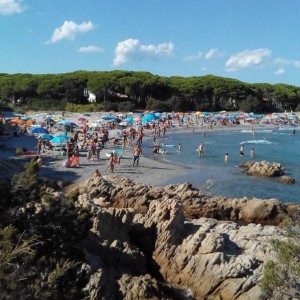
[102,101,118,112]
[146,97,170,112]
[260,217,300,299]
[65,102,104,112]
[117,101,135,112]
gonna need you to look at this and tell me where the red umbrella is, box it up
[77,117,87,122]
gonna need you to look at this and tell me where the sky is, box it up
[1,0,300,86]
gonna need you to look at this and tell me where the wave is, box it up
[205,179,215,190]
[241,129,273,133]
[241,139,275,145]
[278,126,300,131]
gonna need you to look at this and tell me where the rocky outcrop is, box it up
[135,199,280,299]
[73,176,294,225]
[239,160,284,177]
[281,175,296,184]
[64,176,298,299]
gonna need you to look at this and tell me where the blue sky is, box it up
[1,0,300,86]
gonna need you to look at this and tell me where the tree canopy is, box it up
[1,71,300,112]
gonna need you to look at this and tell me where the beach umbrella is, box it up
[9,118,24,125]
[31,127,49,134]
[50,135,69,146]
[101,115,118,121]
[57,120,77,127]
[21,116,31,121]
[78,117,87,122]
[124,116,134,124]
[83,113,91,116]
[201,112,210,117]
[24,120,33,127]
[89,122,102,128]
[119,121,129,127]
[40,134,53,140]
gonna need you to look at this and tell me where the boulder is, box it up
[240,160,284,177]
[280,175,295,184]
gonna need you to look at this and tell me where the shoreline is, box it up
[0,111,294,188]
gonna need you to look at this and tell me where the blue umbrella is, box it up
[142,112,160,123]
[57,120,77,127]
[124,116,134,124]
[32,127,49,134]
[21,116,32,121]
[41,134,54,140]
[101,115,118,121]
[50,135,69,145]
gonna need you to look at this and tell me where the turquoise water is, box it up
[144,126,300,204]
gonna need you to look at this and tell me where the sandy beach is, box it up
[0,111,281,187]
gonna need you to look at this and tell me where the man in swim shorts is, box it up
[132,145,142,166]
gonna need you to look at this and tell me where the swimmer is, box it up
[178,143,182,152]
[161,149,168,155]
[250,148,255,157]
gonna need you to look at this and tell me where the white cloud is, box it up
[0,0,26,15]
[113,38,174,66]
[274,58,291,66]
[183,48,223,62]
[205,48,222,59]
[45,20,94,44]
[294,61,300,68]
[225,48,272,72]
[183,52,203,61]
[78,45,103,53]
[274,68,285,75]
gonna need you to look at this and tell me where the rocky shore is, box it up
[59,175,299,299]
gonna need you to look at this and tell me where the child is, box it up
[94,169,101,177]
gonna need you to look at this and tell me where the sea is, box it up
[143,126,300,204]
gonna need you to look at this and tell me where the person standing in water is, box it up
[240,144,245,156]
[178,143,182,152]
[250,148,255,157]
[198,142,204,157]
[224,153,229,162]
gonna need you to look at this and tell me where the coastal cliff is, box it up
[64,175,298,299]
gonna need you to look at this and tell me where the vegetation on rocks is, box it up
[0,160,92,300]
[260,216,300,299]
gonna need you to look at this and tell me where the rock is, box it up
[240,160,285,177]
[280,175,295,184]
[118,274,167,299]
[68,175,299,299]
